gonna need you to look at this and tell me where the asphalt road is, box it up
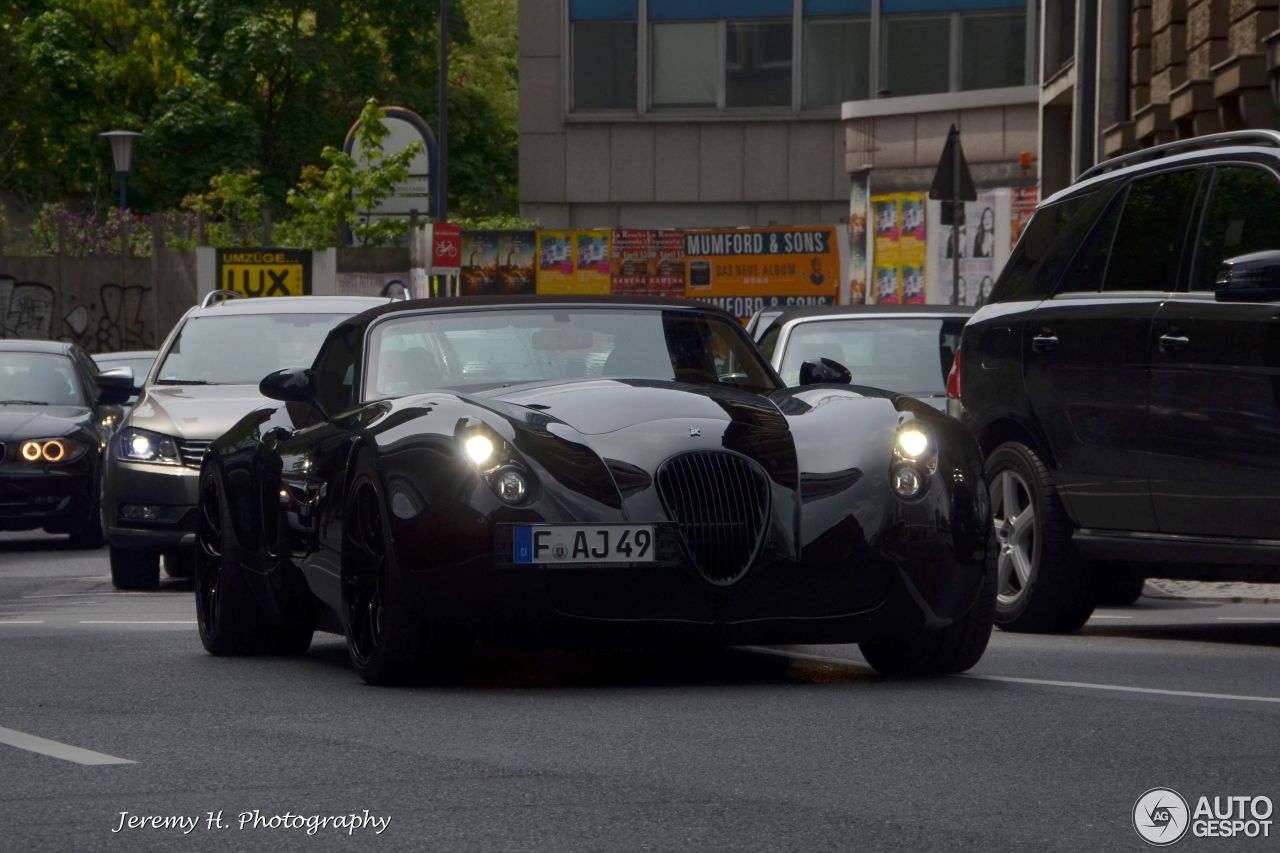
[2,531,1279,852]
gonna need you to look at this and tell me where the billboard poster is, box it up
[215,248,311,297]
[848,175,870,305]
[536,230,611,294]
[871,195,902,304]
[929,189,1001,306]
[682,226,839,321]
[461,231,535,296]
[1011,186,1039,249]
[611,229,686,297]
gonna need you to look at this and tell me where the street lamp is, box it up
[99,130,142,209]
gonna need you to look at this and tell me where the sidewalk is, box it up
[1144,578,1280,604]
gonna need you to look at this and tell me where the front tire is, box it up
[195,468,313,656]
[109,546,160,590]
[341,477,468,686]
[986,441,1093,633]
[859,561,996,676]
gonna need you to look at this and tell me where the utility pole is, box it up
[437,0,449,222]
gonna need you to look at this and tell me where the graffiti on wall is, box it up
[0,274,153,352]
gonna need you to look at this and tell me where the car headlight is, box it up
[456,423,536,505]
[890,423,937,500]
[17,438,88,464]
[117,427,181,465]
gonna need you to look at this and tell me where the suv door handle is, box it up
[1158,333,1190,353]
[1031,331,1059,353]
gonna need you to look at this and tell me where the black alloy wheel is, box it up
[68,463,106,549]
[195,469,311,656]
[341,478,469,686]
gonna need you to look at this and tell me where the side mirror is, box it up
[798,357,852,386]
[1215,251,1280,302]
[96,368,136,405]
[261,367,334,424]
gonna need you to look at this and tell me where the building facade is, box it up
[519,0,1043,231]
[1040,0,1280,197]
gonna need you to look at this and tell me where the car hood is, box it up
[127,385,267,441]
[479,379,786,435]
[0,403,91,440]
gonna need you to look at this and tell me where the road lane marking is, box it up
[0,725,135,765]
[958,674,1280,705]
[78,620,196,625]
[740,647,1280,706]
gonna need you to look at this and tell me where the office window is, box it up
[881,16,950,97]
[804,18,871,107]
[961,13,1026,91]
[651,22,719,107]
[573,22,638,110]
[726,21,793,107]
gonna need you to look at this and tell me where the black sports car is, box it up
[1,340,135,545]
[196,298,994,683]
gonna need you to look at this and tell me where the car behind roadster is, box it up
[196,298,994,684]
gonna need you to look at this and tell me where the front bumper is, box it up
[103,457,200,552]
[0,466,95,533]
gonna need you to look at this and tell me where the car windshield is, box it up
[778,317,965,395]
[0,352,85,406]
[156,314,346,386]
[367,307,779,397]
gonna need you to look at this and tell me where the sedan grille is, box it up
[656,451,770,585]
[177,439,211,468]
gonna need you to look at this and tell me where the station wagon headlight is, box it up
[118,427,180,465]
[18,438,87,464]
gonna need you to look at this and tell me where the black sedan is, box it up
[196,298,994,684]
[1,340,134,545]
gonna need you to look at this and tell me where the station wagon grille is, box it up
[177,439,211,468]
[656,451,770,585]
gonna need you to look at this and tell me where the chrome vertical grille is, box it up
[656,451,770,585]
[176,439,211,468]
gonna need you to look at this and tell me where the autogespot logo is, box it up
[1134,788,1190,846]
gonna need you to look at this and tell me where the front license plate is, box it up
[513,525,657,565]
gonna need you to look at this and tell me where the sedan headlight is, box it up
[17,438,88,464]
[117,427,181,466]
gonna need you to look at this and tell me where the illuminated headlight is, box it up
[890,423,937,501]
[890,462,926,499]
[464,434,495,467]
[18,438,87,464]
[493,467,528,504]
[118,428,180,465]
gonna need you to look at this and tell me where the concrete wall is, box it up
[0,250,198,353]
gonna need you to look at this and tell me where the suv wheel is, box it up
[109,546,160,590]
[986,441,1093,633]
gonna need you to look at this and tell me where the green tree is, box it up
[275,100,423,249]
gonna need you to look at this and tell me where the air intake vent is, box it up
[656,451,769,585]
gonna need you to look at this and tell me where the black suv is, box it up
[954,130,1280,633]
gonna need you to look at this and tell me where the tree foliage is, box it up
[1,0,518,222]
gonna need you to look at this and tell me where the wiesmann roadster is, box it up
[195,297,994,684]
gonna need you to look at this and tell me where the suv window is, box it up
[1055,192,1123,295]
[989,185,1114,302]
[1102,169,1203,292]
[1191,165,1280,290]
